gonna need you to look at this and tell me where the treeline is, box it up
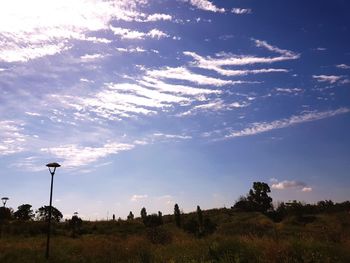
[2,181,350,238]
[0,204,63,222]
[232,182,350,222]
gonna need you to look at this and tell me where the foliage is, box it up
[36,206,63,222]
[233,182,273,213]
[143,214,163,228]
[247,182,273,213]
[127,211,134,220]
[146,226,172,245]
[140,207,147,220]
[68,214,83,238]
[14,204,34,221]
[174,203,181,227]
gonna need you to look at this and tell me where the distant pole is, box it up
[45,162,60,260]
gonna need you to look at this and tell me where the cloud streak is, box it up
[41,142,135,168]
[226,108,350,138]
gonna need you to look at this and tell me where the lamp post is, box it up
[45,162,60,260]
[1,197,9,207]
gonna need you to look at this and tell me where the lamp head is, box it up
[46,162,61,168]
[1,197,9,206]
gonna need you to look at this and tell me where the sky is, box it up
[1,0,350,220]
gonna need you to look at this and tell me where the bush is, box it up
[146,226,172,245]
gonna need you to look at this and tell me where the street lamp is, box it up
[1,197,9,207]
[45,162,60,259]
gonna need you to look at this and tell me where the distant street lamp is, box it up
[1,197,9,207]
[45,162,61,260]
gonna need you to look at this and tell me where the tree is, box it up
[158,211,163,224]
[196,205,203,234]
[127,211,134,220]
[247,182,273,213]
[69,213,83,238]
[174,203,181,227]
[36,206,63,222]
[140,207,147,221]
[14,204,34,221]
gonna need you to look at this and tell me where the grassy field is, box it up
[1,209,350,262]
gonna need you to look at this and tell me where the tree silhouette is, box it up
[247,182,273,213]
[174,203,181,227]
[196,205,204,235]
[14,204,34,221]
[69,213,83,238]
[141,207,147,221]
[127,211,134,220]
[36,206,63,222]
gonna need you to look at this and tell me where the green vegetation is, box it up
[1,182,350,262]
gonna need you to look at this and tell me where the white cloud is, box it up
[179,99,248,116]
[146,13,172,21]
[336,64,350,69]
[302,187,312,192]
[271,180,312,192]
[226,108,350,138]
[183,41,298,76]
[275,88,303,94]
[41,142,135,168]
[116,47,146,53]
[110,26,169,40]
[186,0,225,13]
[313,75,343,84]
[138,76,221,96]
[0,120,27,155]
[153,133,192,139]
[147,29,169,39]
[271,180,308,190]
[80,53,105,62]
[25,112,41,116]
[130,194,148,202]
[146,66,237,86]
[231,8,252,15]
[0,0,147,62]
[56,81,195,120]
[254,39,299,57]
[110,26,146,39]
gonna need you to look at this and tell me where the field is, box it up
[1,209,350,262]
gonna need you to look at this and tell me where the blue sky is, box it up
[1,0,350,219]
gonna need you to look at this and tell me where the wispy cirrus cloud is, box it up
[110,26,169,40]
[0,120,27,155]
[41,142,135,168]
[178,99,248,116]
[336,64,350,69]
[183,40,298,77]
[225,108,350,138]
[145,66,240,86]
[185,0,225,13]
[116,47,146,53]
[0,0,172,62]
[80,53,106,62]
[312,75,343,84]
[231,8,252,15]
[153,133,192,140]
